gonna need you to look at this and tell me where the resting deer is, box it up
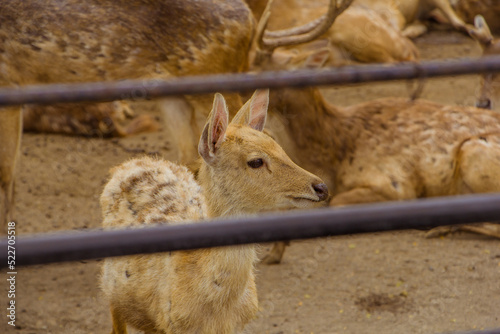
[253,0,475,64]
[467,15,500,111]
[253,0,418,64]
[100,90,328,334]
[356,0,473,38]
[247,4,500,263]
[257,47,500,262]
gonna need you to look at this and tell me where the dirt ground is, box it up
[2,31,500,334]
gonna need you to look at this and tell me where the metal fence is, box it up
[1,55,500,107]
[3,54,500,334]
[2,192,500,267]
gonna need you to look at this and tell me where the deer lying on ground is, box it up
[254,0,418,64]
[23,102,159,137]
[467,15,500,111]
[249,5,500,263]
[100,90,328,334]
[258,48,500,262]
[357,0,473,38]
[254,0,474,65]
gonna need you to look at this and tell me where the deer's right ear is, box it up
[230,89,269,131]
[198,93,229,165]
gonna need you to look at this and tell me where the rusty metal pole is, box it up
[2,193,500,267]
[1,56,500,106]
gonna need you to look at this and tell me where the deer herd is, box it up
[1,0,500,333]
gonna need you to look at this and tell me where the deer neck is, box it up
[192,163,258,298]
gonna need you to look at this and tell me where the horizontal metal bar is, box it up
[2,193,500,268]
[1,55,500,107]
[440,329,500,334]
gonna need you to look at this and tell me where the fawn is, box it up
[100,90,328,334]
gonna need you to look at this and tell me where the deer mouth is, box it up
[289,196,322,203]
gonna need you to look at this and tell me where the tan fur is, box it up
[259,0,418,64]
[380,0,473,37]
[267,88,500,199]
[258,0,475,64]
[0,0,255,227]
[22,102,160,137]
[100,90,328,333]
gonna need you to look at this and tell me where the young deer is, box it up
[467,15,500,111]
[100,90,328,334]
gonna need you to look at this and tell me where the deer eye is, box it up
[247,158,264,169]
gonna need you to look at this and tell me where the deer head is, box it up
[197,90,329,217]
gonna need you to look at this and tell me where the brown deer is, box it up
[245,2,500,263]
[254,0,418,64]
[0,0,257,229]
[356,0,473,38]
[256,47,500,262]
[252,0,474,65]
[100,90,328,334]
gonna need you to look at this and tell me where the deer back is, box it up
[0,0,254,86]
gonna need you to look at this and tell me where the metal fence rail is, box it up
[445,330,500,334]
[1,55,500,107]
[2,192,500,268]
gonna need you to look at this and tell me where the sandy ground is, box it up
[2,31,500,334]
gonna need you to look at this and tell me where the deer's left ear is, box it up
[198,93,229,165]
[230,89,269,132]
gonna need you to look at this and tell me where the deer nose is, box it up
[313,182,329,201]
[476,98,491,109]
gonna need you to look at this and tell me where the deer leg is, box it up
[159,97,199,165]
[110,305,128,334]
[427,134,500,238]
[262,241,290,265]
[429,0,473,33]
[402,20,429,39]
[261,187,402,265]
[330,187,396,207]
[0,107,22,233]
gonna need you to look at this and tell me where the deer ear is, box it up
[230,89,269,131]
[470,15,493,45]
[303,49,330,69]
[198,93,229,164]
